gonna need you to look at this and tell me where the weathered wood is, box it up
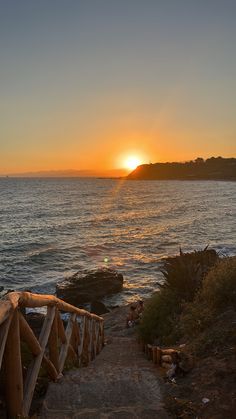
[81,317,89,365]
[152,346,157,364]
[4,310,24,418]
[42,355,58,381]
[70,319,80,354]
[22,305,56,417]
[19,312,41,356]
[56,311,66,344]
[48,313,59,372]
[0,300,13,325]
[156,347,162,365]
[78,317,85,363]
[7,291,102,322]
[94,322,100,356]
[59,313,76,373]
[0,292,104,418]
[68,344,77,361]
[87,319,93,362]
[0,312,13,370]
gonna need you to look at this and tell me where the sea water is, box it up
[0,178,235,306]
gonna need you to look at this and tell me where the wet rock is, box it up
[90,300,110,315]
[56,268,123,306]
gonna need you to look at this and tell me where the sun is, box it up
[124,156,142,171]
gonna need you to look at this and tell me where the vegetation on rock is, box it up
[139,251,236,418]
[139,248,220,345]
[127,156,236,180]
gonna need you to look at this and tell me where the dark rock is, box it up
[25,312,45,338]
[90,300,110,315]
[56,268,123,306]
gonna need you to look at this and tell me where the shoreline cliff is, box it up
[127,157,236,180]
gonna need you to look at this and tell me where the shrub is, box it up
[180,256,236,353]
[200,256,236,312]
[138,289,182,345]
[160,247,218,302]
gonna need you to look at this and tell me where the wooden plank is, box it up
[152,346,157,364]
[77,317,85,363]
[19,312,41,356]
[98,322,103,354]
[87,319,93,362]
[22,305,56,417]
[0,300,13,325]
[94,322,100,357]
[156,347,162,364]
[68,344,77,361]
[57,310,66,344]
[48,312,59,372]
[4,310,24,418]
[70,319,80,356]
[0,312,13,370]
[80,317,89,365]
[58,313,76,373]
[42,355,58,381]
[7,291,103,322]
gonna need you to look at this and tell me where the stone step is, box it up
[39,336,169,419]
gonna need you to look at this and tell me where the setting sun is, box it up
[124,156,142,171]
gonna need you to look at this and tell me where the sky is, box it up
[0,0,236,175]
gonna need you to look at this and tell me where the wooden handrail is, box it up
[0,291,104,418]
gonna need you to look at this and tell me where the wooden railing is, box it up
[0,291,104,418]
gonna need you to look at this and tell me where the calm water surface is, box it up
[0,178,235,306]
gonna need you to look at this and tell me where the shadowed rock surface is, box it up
[39,305,169,419]
[90,300,110,315]
[56,268,123,306]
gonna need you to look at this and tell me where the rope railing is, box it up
[0,291,104,418]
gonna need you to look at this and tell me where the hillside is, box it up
[127,157,236,180]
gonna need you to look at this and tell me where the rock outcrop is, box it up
[56,268,123,306]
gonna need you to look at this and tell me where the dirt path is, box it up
[39,306,169,419]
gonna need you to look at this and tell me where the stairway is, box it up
[39,307,169,419]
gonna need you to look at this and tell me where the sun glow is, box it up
[124,156,142,171]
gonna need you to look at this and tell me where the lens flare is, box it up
[124,156,141,171]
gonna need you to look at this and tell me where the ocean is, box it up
[0,178,235,306]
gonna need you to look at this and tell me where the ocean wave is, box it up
[1,179,235,304]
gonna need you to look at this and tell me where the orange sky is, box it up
[1,1,236,175]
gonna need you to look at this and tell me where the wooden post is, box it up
[4,309,24,418]
[88,319,93,362]
[58,313,76,373]
[82,317,89,365]
[77,317,85,365]
[19,312,41,356]
[70,318,80,355]
[156,347,162,365]
[22,305,56,417]
[57,311,66,344]
[48,313,59,372]
[0,292,104,418]
[0,312,13,370]
[42,355,58,381]
[94,322,100,356]
[152,346,157,363]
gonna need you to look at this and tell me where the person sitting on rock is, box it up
[126,304,139,328]
[136,300,144,318]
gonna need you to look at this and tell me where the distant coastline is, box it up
[126,157,236,181]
